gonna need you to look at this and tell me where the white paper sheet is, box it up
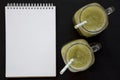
[5,4,56,77]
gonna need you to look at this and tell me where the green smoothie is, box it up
[73,3,108,37]
[61,39,95,72]
[66,44,92,69]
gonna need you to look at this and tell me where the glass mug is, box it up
[61,39,101,72]
[73,3,115,37]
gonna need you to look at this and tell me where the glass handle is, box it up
[106,7,115,15]
[90,42,102,52]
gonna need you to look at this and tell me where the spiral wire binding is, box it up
[6,3,55,10]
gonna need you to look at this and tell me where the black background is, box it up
[0,0,120,80]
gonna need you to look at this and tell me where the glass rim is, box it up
[78,4,108,33]
[64,42,93,71]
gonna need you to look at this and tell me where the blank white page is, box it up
[5,4,56,77]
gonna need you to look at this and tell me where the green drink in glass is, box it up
[73,3,115,37]
[61,39,101,73]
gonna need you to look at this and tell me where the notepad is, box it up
[5,3,56,77]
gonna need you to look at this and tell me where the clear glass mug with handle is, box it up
[73,3,115,37]
[60,39,101,73]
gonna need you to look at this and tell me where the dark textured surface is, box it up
[0,0,120,80]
